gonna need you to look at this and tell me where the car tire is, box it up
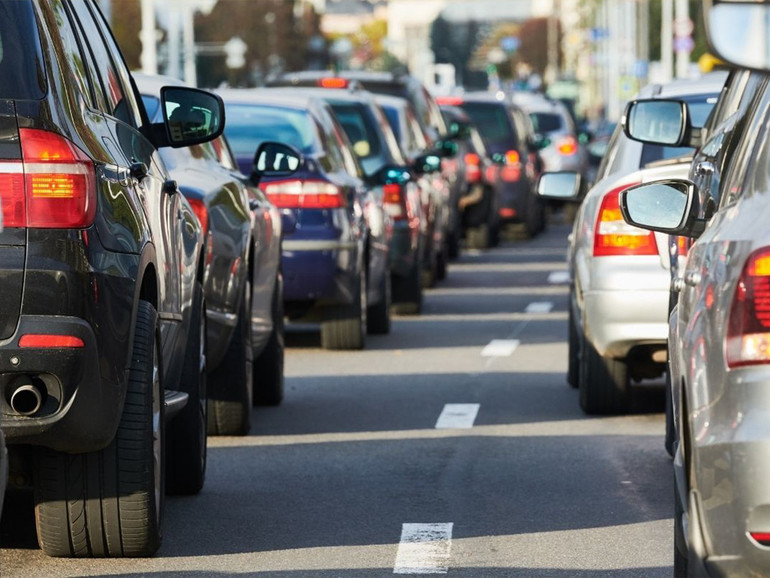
[367,267,391,335]
[447,229,460,259]
[578,336,629,414]
[321,272,366,350]
[207,284,252,436]
[167,281,207,495]
[674,478,690,577]
[253,279,285,406]
[436,241,448,281]
[34,300,165,557]
[567,303,580,389]
[467,224,490,250]
[392,260,422,315]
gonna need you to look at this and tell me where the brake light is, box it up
[750,532,770,546]
[436,96,464,106]
[187,198,208,233]
[261,179,345,209]
[19,334,85,348]
[726,248,770,368]
[593,183,657,256]
[0,164,25,227]
[18,128,97,228]
[505,150,520,165]
[317,78,348,89]
[382,183,408,221]
[464,153,481,183]
[557,136,578,156]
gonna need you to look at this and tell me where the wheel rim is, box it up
[152,341,162,527]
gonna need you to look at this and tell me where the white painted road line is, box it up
[435,404,480,429]
[525,301,554,314]
[548,271,570,284]
[394,523,453,574]
[481,339,520,357]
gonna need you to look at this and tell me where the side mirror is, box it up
[705,1,770,71]
[537,172,582,202]
[619,180,706,238]
[252,142,302,182]
[623,99,692,147]
[414,153,442,175]
[433,140,458,158]
[378,165,412,185]
[160,86,225,148]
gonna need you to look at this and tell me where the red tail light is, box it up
[726,248,770,368]
[188,198,208,233]
[436,96,464,106]
[383,183,408,221]
[557,136,578,156]
[676,235,689,257]
[317,78,348,89]
[593,183,657,257]
[0,129,97,229]
[750,532,770,546]
[261,179,345,209]
[464,153,481,184]
[505,150,520,165]
[19,334,85,348]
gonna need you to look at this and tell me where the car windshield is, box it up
[641,94,719,167]
[460,102,516,146]
[224,104,320,158]
[530,112,564,133]
[0,0,46,100]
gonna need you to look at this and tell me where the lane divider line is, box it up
[393,523,453,575]
[481,339,520,357]
[548,271,570,284]
[435,404,480,429]
[525,301,554,314]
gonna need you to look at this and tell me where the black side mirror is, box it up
[159,86,225,148]
[251,142,302,183]
[619,180,706,238]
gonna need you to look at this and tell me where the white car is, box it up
[538,73,726,414]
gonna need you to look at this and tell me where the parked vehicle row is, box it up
[537,1,770,574]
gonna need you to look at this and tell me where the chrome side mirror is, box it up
[537,172,582,202]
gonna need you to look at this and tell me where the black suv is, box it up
[0,0,225,557]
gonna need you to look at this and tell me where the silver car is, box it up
[538,74,724,414]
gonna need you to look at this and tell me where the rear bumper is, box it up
[389,223,419,278]
[1,315,121,452]
[494,179,530,223]
[282,238,360,306]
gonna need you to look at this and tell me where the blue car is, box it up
[219,90,390,349]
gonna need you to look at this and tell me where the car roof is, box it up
[216,88,318,110]
[262,86,378,106]
[276,70,406,85]
[372,93,410,110]
[636,71,729,99]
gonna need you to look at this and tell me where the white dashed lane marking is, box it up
[393,523,453,574]
[481,339,520,357]
[525,301,554,313]
[548,271,570,284]
[435,404,480,429]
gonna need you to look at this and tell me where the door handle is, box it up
[130,161,149,180]
[684,270,702,287]
[695,162,714,176]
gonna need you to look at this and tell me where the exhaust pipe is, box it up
[10,381,44,416]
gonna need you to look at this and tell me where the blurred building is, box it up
[321,0,387,36]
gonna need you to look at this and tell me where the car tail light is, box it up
[676,235,689,257]
[750,532,770,546]
[187,198,208,233]
[726,248,770,368]
[436,96,464,106]
[0,129,97,229]
[593,182,657,257]
[505,150,520,165]
[19,334,85,348]
[261,179,345,209]
[317,78,348,89]
[464,153,481,183]
[557,136,578,156]
[499,208,516,218]
[382,183,409,222]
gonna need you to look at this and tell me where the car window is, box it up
[0,0,46,100]
[461,102,516,146]
[406,107,428,152]
[48,1,93,108]
[328,102,383,166]
[212,136,238,171]
[595,122,624,180]
[530,112,563,133]
[373,104,406,164]
[224,104,320,157]
[383,106,402,142]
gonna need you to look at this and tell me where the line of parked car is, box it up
[538,1,770,575]
[0,0,573,558]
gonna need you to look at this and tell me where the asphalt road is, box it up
[0,222,673,577]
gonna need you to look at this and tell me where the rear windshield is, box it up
[460,102,516,146]
[641,94,719,167]
[530,112,563,133]
[224,104,320,158]
[0,0,46,100]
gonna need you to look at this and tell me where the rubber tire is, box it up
[34,300,164,557]
[321,273,366,350]
[578,337,630,415]
[435,242,448,281]
[207,285,252,436]
[524,194,540,238]
[447,230,460,259]
[167,281,207,495]
[567,303,580,389]
[367,268,391,335]
[467,224,490,250]
[253,279,285,406]
[674,478,690,577]
[392,260,422,315]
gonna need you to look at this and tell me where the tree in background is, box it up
[430,16,481,85]
[111,0,142,70]
[648,0,708,63]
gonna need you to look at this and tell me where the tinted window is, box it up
[0,0,46,99]
[640,94,719,166]
[383,106,401,141]
[461,103,516,146]
[329,102,383,161]
[530,113,563,133]
[142,94,161,120]
[224,104,320,158]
